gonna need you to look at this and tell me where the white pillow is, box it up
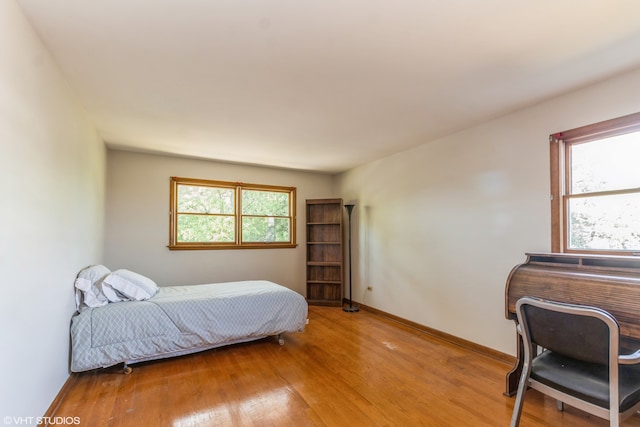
[102,269,158,301]
[101,281,128,302]
[78,264,111,285]
[75,277,108,309]
[75,265,111,310]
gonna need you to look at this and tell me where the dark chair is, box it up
[510,297,640,427]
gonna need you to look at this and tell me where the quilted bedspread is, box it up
[70,280,308,372]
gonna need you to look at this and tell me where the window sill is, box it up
[167,243,298,250]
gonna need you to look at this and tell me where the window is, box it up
[550,112,640,255]
[169,177,296,250]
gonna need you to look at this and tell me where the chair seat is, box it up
[532,351,640,412]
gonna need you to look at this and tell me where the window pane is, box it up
[242,217,290,242]
[241,190,289,216]
[177,185,234,214]
[177,214,235,242]
[570,132,640,194]
[568,193,640,251]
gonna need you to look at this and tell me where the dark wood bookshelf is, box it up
[305,199,343,306]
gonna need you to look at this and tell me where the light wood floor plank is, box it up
[49,306,640,426]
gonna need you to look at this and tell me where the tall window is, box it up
[169,177,296,250]
[550,112,640,255]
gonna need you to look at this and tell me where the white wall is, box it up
[105,150,334,295]
[336,67,640,356]
[0,0,106,418]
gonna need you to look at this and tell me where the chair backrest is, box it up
[516,297,619,365]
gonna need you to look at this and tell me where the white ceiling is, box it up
[16,0,640,173]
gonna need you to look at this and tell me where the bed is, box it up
[70,265,308,373]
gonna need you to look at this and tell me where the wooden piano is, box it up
[504,252,640,396]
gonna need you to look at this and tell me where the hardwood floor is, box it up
[50,306,640,426]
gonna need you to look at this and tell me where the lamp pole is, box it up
[343,203,359,312]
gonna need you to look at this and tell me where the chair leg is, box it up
[610,411,619,427]
[510,365,531,427]
[556,400,564,411]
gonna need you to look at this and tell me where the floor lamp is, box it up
[343,203,359,312]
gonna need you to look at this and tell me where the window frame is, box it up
[169,176,297,250]
[550,111,640,255]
